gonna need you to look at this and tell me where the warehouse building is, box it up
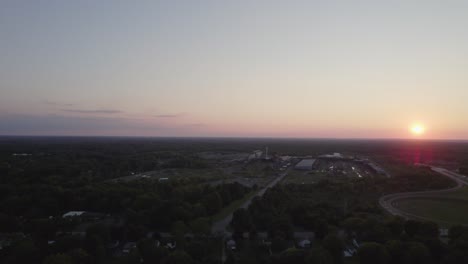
[295,159,316,170]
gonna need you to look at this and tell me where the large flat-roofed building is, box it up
[295,159,316,170]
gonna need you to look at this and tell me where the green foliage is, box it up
[189,217,211,235]
[232,208,253,233]
[270,238,289,253]
[305,246,333,264]
[322,234,344,264]
[138,239,168,263]
[43,253,73,264]
[162,250,193,264]
[385,216,405,238]
[274,248,306,264]
[4,238,40,264]
[358,242,389,264]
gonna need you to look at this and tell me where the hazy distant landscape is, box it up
[1,137,468,263]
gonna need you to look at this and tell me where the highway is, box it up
[212,170,290,263]
[211,170,289,236]
[379,166,468,221]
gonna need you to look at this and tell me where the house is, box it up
[344,248,357,257]
[439,228,449,237]
[298,239,311,248]
[159,232,172,239]
[226,239,236,250]
[344,239,360,257]
[165,241,176,250]
[122,242,137,254]
[106,240,120,250]
[62,211,85,218]
[62,211,105,221]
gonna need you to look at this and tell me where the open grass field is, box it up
[282,170,328,184]
[440,186,468,199]
[396,196,468,226]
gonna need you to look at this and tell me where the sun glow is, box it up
[410,124,425,135]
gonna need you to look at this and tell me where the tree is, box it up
[443,239,468,264]
[66,248,90,264]
[305,247,333,264]
[404,220,421,237]
[0,213,19,232]
[138,238,164,263]
[419,221,439,239]
[190,217,211,235]
[162,250,193,264]
[361,218,390,243]
[314,219,330,240]
[231,208,252,233]
[385,240,406,264]
[268,216,294,240]
[43,253,73,264]
[407,242,432,264]
[85,224,110,245]
[203,192,222,215]
[385,217,404,238]
[171,220,188,248]
[185,241,209,262]
[342,217,364,237]
[275,248,305,264]
[5,238,40,264]
[84,235,106,261]
[358,242,389,264]
[271,238,289,253]
[322,234,344,264]
[448,225,467,242]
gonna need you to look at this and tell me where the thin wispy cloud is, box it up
[61,109,122,114]
[185,123,205,127]
[0,114,156,134]
[43,101,74,107]
[154,112,186,118]
[0,114,206,136]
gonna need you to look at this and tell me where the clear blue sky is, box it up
[1,1,467,138]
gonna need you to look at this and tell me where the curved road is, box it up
[379,166,468,221]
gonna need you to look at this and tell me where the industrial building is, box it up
[318,153,345,159]
[295,159,316,170]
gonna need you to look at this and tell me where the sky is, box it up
[1,0,468,139]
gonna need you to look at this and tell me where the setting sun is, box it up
[410,124,425,135]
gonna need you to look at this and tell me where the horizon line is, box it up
[1,134,468,142]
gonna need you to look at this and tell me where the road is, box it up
[211,171,290,236]
[379,166,468,221]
